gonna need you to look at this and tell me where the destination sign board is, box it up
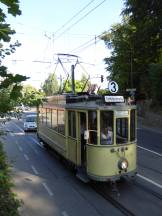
[105,96,124,103]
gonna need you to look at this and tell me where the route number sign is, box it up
[108,81,119,93]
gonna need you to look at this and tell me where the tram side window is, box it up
[41,108,47,125]
[88,111,97,144]
[116,118,128,144]
[100,111,113,145]
[39,107,43,123]
[130,109,136,141]
[46,108,51,127]
[68,111,76,138]
[52,109,57,131]
[58,110,65,135]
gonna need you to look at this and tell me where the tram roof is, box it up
[43,93,136,110]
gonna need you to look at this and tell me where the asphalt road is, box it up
[1,116,123,216]
[1,114,162,216]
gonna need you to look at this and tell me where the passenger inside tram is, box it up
[101,126,113,145]
[100,111,113,145]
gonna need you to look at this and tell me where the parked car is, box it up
[24,114,37,132]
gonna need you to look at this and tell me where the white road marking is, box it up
[11,121,41,154]
[137,174,162,189]
[62,211,69,216]
[18,146,23,152]
[42,182,53,196]
[10,132,15,136]
[11,122,24,133]
[31,165,39,175]
[138,145,162,157]
[29,137,44,149]
[24,154,29,161]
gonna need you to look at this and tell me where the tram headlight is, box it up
[118,158,128,170]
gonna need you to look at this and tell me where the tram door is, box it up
[78,112,87,167]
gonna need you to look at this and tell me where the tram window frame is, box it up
[58,109,65,135]
[130,109,136,141]
[116,118,128,144]
[88,111,97,145]
[68,111,76,138]
[39,107,43,124]
[41,108,47,125]
[46,108,52,128]
[100,111,114,145]
[51,109,57,131]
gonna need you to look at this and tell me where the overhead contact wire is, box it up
[54,0,107,41]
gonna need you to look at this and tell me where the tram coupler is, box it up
[111,181,120,197]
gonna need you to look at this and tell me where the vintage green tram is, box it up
[37,93,137,182]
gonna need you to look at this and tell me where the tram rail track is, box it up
[132,180,162,200]
[91,182,135,216]
[138,163,162,176]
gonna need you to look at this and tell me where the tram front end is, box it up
[85,97,137,182]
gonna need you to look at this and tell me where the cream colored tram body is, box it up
[37,94,137,182]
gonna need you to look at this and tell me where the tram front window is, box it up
[116,118,128,144]
[100,111,113,145]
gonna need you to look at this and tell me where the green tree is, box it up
[101,20,136,91]
[63,73,91,93]
[0,0,27,114]
[0,2,25,215]
[123,0,162,96]
[149,64,162,106]
[21,85,45,107]
[101,0,162,99]
[42,73,59,96]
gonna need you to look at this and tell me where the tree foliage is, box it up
[101,20,136,91]
[0,0,28,113]
[21,85,45,107]
[149,64,162,105]
[42,73,59,96]
[63,73,91,93]
[101,0,162,100]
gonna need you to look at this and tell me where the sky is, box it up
[3,0,124,89]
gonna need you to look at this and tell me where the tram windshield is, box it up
[100,111,113,145]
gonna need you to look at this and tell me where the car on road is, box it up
[24,114,37,132]
[0,116,6,124]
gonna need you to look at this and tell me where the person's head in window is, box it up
[101,126,113,145]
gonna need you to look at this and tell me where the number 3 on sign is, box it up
[108,81,119,93]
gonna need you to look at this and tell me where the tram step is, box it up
[76,169,89,183]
